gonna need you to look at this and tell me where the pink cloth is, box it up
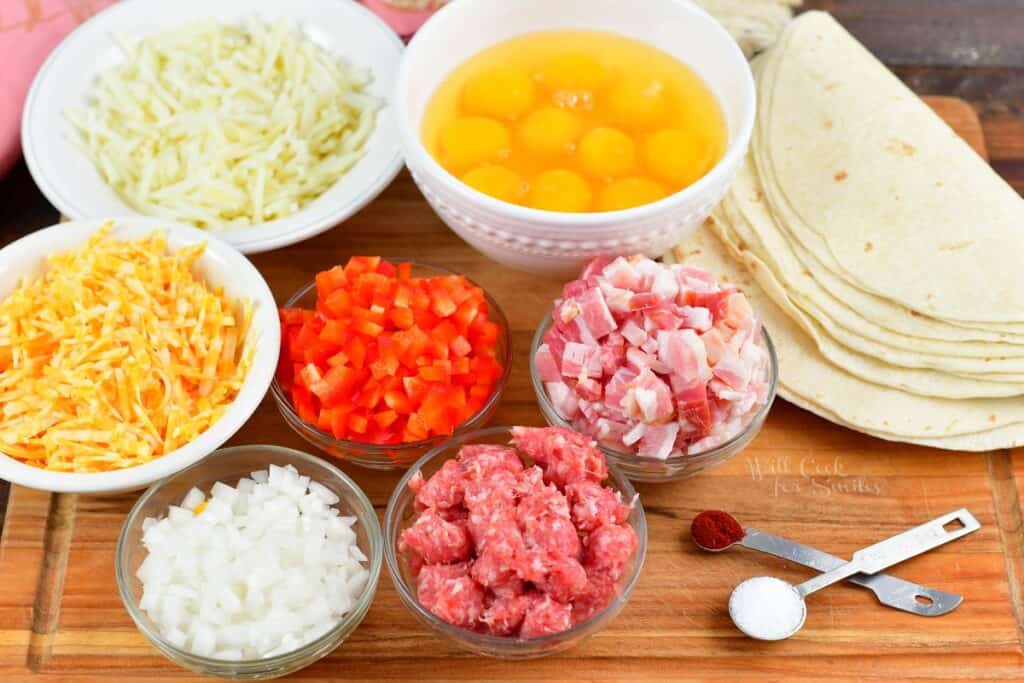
[0,0,116,179]
[360,0,442,39]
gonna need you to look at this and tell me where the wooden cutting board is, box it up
[2,97,1023,682]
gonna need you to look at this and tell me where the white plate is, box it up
[0,217,280,494]
[21,0,405,254]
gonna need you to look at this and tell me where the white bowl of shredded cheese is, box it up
[22,0,405,254]
[0,217,279,494]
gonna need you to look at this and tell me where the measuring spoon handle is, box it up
[796,509,980,598]
[739,529,963,616]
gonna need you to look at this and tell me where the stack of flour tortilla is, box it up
[667,11,1024,451]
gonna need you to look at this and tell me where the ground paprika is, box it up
[690,510,745,550]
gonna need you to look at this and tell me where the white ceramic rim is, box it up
[0,217,281,493]
[395,0,756,227]
[21,0,407,255]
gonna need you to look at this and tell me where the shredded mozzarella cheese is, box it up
[0,223,253,472]
[67,19,381,231]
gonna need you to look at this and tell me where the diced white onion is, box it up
[137,465,370,660]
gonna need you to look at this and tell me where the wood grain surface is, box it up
[1,98,1023,682]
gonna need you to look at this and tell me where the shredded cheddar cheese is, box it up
[0,224,253,472]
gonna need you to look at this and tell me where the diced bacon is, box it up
[622,421,645,446]
[712,346,752,390]
[593,417,631,447]
[723,292,754,331]
[646,307,683,331]
[656,329,712,384]
[637,422,680,460]
[597,281,635,314]
[561,341,602,380]
[625,347,670,375]
[678,306,712,333]
[573,288,617,342]
[511,425,608,487]
[576,377,603,401]
[620,368,674,423]
[399,509,472,565]
[520,593,573,638]
[629,292,662,311]
[620,318,647,347]
[583,523,638,584]
[675,265,718,294]
[581,257,612,280]
[601,257,642,290]
[540,257,768,460]
[650,266,680,300]
[534,343,561,382]
[670,375,712,437]
[701,327,728,365]
[545,380,580,420]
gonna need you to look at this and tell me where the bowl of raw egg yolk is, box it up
[396,0,755,275]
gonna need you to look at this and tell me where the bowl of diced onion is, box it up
[116,445,382,679]
[22,0,405,254]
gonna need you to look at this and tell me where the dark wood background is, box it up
[1,0,1023,527]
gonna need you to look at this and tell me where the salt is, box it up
[728,576,806,640]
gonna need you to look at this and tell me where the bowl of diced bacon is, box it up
[384,425,647,658]
[530,255,778,483]
[272,257,511,470]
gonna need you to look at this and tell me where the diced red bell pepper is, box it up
[278,256,503,445]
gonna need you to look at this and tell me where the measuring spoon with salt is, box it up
[690,510,963,616]
[728,508,980,641]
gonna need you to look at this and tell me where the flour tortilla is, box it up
[749,42,1024,342]
[756,12,1024,324]
[668,230,1024,444]
[723,157,1024,359]
[708,213,1024,398]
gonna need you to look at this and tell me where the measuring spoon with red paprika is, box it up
[690,510,963,617]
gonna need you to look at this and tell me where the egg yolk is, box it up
[578,127,636,179]
[439,117,511,171]
[529,169,592,212]
[518,107,582,156]
[608,76,667,129]
[598,177,668,211]
[644,128,712,186]
[462,66,536,120]
[536,53,608,92]
[462,165,527,203]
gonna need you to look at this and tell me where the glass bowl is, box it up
[384,425,648,659]
[116,445,383,679]
[530,312,779,483]
[271,260,512,470]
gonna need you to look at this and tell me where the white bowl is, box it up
[21,0,405,255]
[0,217,280,494]
[396,0,755,276]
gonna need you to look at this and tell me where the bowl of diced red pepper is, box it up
[273,257,511,470]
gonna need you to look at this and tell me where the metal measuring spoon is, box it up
[690,511,964,616]
[728,508,980,641]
